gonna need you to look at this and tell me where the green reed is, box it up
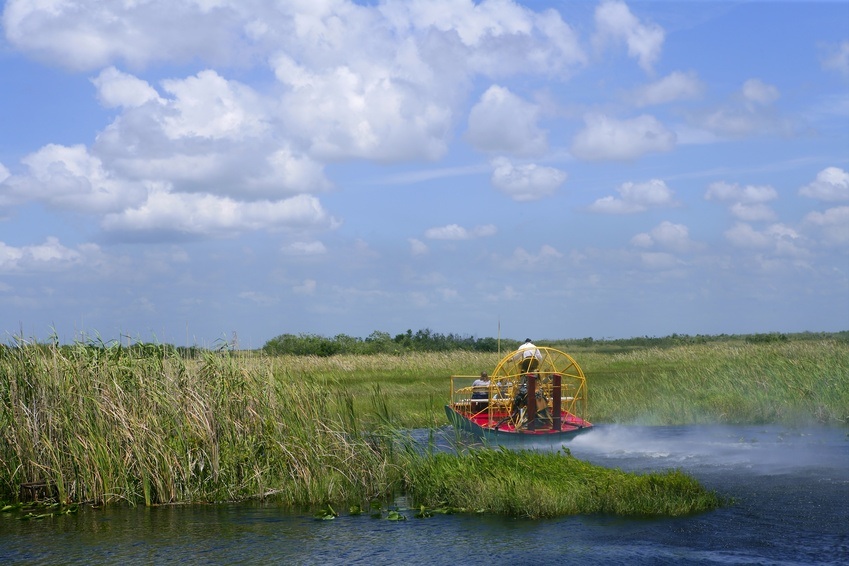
[582,340,849,425]
[0,343,401,507]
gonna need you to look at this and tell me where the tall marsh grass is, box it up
[0,343,400,507]
[582,340,849,425]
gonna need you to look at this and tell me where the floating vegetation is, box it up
[314,503,338,521]
[0,500,78,520]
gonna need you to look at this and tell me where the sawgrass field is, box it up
[1,334,845,518]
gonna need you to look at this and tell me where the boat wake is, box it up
[566,424,849,477]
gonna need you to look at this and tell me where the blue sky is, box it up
[1,0,847,348]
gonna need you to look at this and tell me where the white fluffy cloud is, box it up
[571,114,675,161]
[706,181,778,221]
[425,224,497,240]
[821,40,849,77]
[593,0,664,72]
[466,86,547,155]
[2,0,592,237]
[272,54,454,162]
[8,144,147,213]
[409,238,428,255]
[502,244,563,270]
[799,167,849,202]
[160,70,267,141]
[283,241,328,256]
[0,237,99,272]
[101,191,336,238]
[89,65,336,199]
[3,0,253,71]
[490,157,565,202]
[632,71,703,107]
[742,78,780,106]
[380,0,586,75]
[589,178,676,214]
[697,79,784,138]
[631,221,698,253]
[724,222,807,257]
[91,67,163,109]
[804,206,849,246]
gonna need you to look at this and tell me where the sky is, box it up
[1,0,848,348]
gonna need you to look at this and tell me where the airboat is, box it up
[445,345,592,443]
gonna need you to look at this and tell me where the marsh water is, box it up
[2,425,847,565]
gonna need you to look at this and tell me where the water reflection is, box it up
[2,425,847,565]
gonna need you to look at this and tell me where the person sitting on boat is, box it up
[471,371,489,411]
[514,338,542,373]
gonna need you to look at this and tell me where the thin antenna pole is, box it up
[498,316,501,358]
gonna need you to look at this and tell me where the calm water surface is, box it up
[2,425,847,565]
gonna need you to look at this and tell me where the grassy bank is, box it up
[7,335,846,516]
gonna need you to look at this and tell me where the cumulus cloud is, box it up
[589,178,676,214]
[0,237,98,272]
[409,238,428,255]
[571,114,675,161]
[379,0,587,76]
[425,224,497,240]
[272,54,453,162]
[490,157,565,201]
[696,79,785,138]
[706,181,777,204]
[283,241,328,256]
[254,148,334,194]
[742,78,780,106]
[160,70,267,141]
[630,221,699,253]
[639,251,681,270]
[502,244,563,270]
[821,40,849,77]
[91,67,163,109]
[6,144,147,213]
[0,0,592,248]
[728,202,777,222]
[725,222,807,258]
[93,68,333,199]
[3,0,592,224]
[3,0,252,71]
[632,71,703,107]
[799,167,849,202]
[706,181,778,221]
[804,206,849,246]
[593,0,664,73]
[466,86,547,155]
[101,191,336,239]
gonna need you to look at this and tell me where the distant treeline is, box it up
[261,329,504,356]
[260,329,849,357]
[3,330,846,359]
